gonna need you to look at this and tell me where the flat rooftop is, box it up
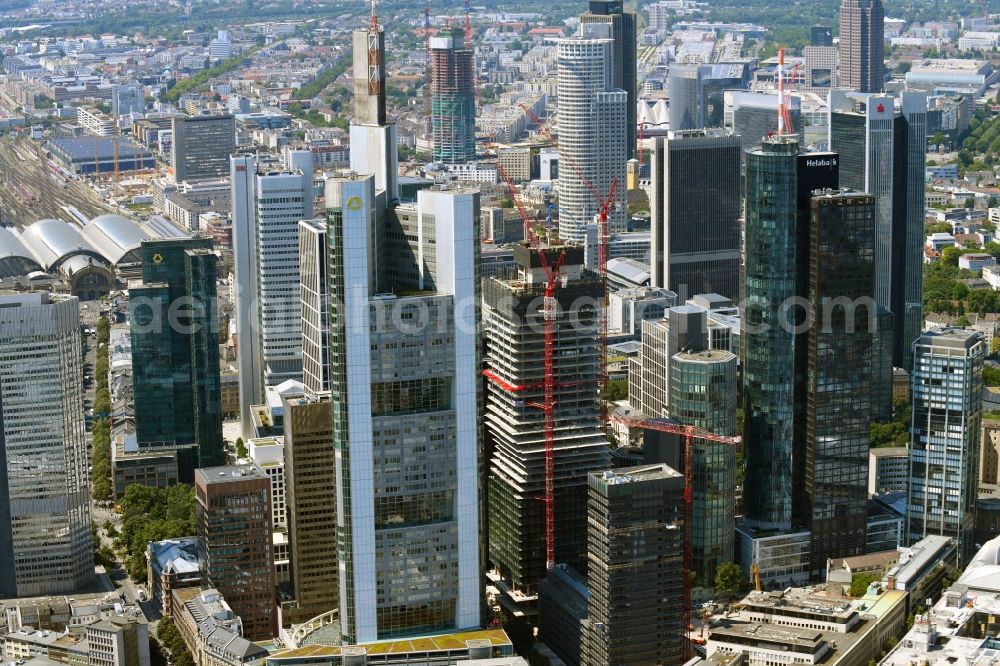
[270,629,513,659]
[195,464,267,485]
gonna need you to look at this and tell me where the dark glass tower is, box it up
[580,0,637,159]
[741,137,839,529]
[803,190,876,576]
[829,91,926,368]
[130,237,224,472]
[649,129,742,300]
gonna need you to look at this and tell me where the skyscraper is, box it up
[232,153,314,439]
[195,465,276,640]
[553,31,627,244]
[327,174,482,642]
[298,218,329,395]
[281,387,337,624]
[485,245,611,599]
[840,0,885,93]
[670,344,738,591]
[829,90,926,368]
[731,91,804,153]
[431,26,476,164]
[350,23,398,200]
[583,465,685,666]
[171,114,235,183]
[741,137,839,530]
[580,0,637,160]
[130,237,224,470]
[0,292,92,598]
[649,129,741,300]
[908,329,985,565]
[668,64,750,131]
[802,190,876,576]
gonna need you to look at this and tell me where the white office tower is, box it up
[349,27,398,201]
[327,174,481,642]
[232,152,314,438]
[298,218,329,395]
[0,293,92,598]
[209,30,232,61]
[553,26,628,244]
[907,328,985,566]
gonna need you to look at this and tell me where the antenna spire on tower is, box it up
[369,0,379,32]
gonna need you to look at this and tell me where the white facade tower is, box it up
[328,174,481,642]
[553,26,627,244]
[232,152,314,438]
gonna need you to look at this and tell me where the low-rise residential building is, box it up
[172,587,268,666]
[958,252,997,274]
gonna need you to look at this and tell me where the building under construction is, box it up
[485,243,610,612]
[431,26,476,164]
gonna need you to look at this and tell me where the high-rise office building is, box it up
[0,292,92,598]
[668,63,750,131]
[670,345,738,590]
[553,31,627,244]
[130,237,224,470]
[907,329,985,565]
[232,153,314,439]
[350,25,398,200]
[731,91,804,153]
[802,190,876,576]
[430,27,476,164]
[649,129,741,300]
[829,90,926,368]
[327,174,482,642]
[281,386,337,624]
[580,0,637,160]
[840,0,885,93]
[298,218,329,395]
[486,245,611,602]
[195,465,276,640]
[171,114,235,183]
[111,84,143,118]
[583,465,685,666]
[741,136,839,531]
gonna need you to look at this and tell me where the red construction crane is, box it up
[777,47,794,136]
[519,102,618,422]
[464,0,480,108]
[491,163,568,573]
[637,121,646,170]
[610,411,741,661]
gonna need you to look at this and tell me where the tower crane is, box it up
[610,411,741,661]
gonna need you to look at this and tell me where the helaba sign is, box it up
[805,157,838,168]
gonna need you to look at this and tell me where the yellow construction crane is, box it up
[751,563,762,592]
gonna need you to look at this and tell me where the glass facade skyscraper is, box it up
[130,237,224,470]
[670,348,737,588]
[803,191,876,576]
[741,136,801,530]
[0,293,92,598]
[908,329,985,565]
[649,129,742,300]
[829,90,926,368]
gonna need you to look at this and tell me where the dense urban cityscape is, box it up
[4,0,1000,664]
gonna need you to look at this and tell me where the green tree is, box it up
[715,562,743,599]
[157,618,195,666]
[850,572,880,597]
[604,379,628,401]
[984,365,1000,387]
[235,437,247,459]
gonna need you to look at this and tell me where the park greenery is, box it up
[91,317,113,502]
[870,396,911,449]
[157,618,195,666]
[292,53,351,101]
[163,47,261,103]
[850,572,881,598]
[115,484,197,582]
[715,562,744,599]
